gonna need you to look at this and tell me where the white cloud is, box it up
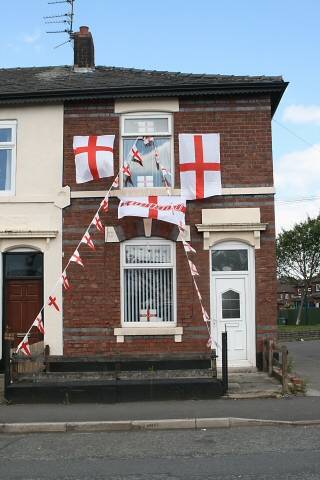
[23,30,41,44]
[274,144,320,232]
[283,104,320,125]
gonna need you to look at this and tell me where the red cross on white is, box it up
[140,307,158,322]
[81,232,95,251]
[100,197,109,212]
[179,133,222,199]
[131,146,143,166]
[33,315,45,335]
[70,249,84,267]
[118,196,186,227]
[17,335,32,356]
[48,295,60,312]
[92,213,104,232]
[61,272,71,290]
[73,135,115,184]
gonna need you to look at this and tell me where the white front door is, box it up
[214,276,247,363]
[210,242,255,368]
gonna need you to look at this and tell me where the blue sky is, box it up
[2,0,320,231]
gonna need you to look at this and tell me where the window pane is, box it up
[0,128,12,142]
[124,268,173,322]
[123,137,171,188]
[222,289,240,319]
[125,244,171,264]
[212,249,248,271]
[5,253,43,278]
[0,149,12,190]
[124,118,169,135]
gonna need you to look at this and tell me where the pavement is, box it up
[287,340,320,396]
[0,340,319,433]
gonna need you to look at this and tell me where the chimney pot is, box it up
[73,26,95,70]
[79,26,89,35]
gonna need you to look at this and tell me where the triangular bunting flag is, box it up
[61,271,71,290]
[48,295,60,312]
[131,146,143,166]
[123,164,134,187]
[93,214,104,233]
[188,260,199,276]
[183,240,196,254]
[33,315,45,335]
[101,197,109,212]
[71,249,84,267]
[17,335,32,356]
[201,305,210,322]
[112,175,119,189]
[81,232,95,251]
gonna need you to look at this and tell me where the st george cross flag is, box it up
[17,335,32,356]
[73,135,115,184]
[179,133,221,200]
[118,196,186,227]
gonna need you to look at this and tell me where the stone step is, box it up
[16,368,215,384]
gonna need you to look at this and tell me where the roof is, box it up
[0,65,288,114]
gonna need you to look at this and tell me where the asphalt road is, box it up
[1,426,320,479]
[288,340,320,395]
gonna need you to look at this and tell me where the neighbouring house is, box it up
[278,277,320,311]
[0,26,287,375]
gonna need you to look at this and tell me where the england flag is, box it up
[179,133,221,200]
[118,196,186,226]
[73,135,115,183]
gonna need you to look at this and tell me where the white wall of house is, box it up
[0,104,69,357]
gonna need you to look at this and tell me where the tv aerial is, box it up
[44,0,75,48]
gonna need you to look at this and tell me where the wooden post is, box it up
[268,339,273,377]
[281,345,289,394]
[262,337,267,372]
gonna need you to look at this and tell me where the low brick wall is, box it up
[278,330,320,342]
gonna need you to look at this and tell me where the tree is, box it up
[276,215,320,325]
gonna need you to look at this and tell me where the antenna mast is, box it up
[44,0,75,48]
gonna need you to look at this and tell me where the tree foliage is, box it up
[276,215,320,324]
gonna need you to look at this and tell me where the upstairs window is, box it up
[0,121,16,194]
[121,113,173,188]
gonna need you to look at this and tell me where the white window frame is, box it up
[316,284,320,292]
[120,112,174,191]
[0,120,16,195]
[120,237,177,327]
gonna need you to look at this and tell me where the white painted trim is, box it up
[0,120,17,196]
[114,326,183,343]
[115,98,179,114]
[120,237,177,327]
[210,241,256,368]
[222,186,275,195]
[71,186,275,199]
[0,230,58,239]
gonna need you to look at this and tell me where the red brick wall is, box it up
[62,95,277,363]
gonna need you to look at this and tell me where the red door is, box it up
[5,279,43,347]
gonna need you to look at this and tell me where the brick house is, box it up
[0,26,287,373]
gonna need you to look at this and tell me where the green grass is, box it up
[278,324,320,332]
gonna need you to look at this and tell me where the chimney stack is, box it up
[73,26,95,70]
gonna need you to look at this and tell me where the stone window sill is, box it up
[114,326,183,343]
